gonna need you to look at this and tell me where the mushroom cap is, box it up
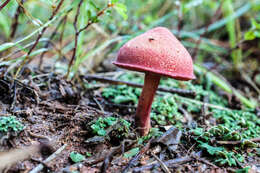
[113,27,195,80]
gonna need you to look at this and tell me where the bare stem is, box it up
[135,73,160,136]
[66,3,112,78]
[14,0,65,78]
[0,0,11,11]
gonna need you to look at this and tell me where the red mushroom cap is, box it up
[113,27,195,80]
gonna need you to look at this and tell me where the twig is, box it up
[195,157,219,169]
[10,0,24,39]
[93,97,105,112]
[66,2,113,78]
[0,0,11,11]
[122,138,153,173]
[151,153,171,173]
[10,80,17,111]
[132,156,192,172]
[241,72,260,95]
[59,140,136,173]
[176,1,183,38]
[192,2,222,59]
[100,142,126,173]
[83,74,196,97]
[175,95,231,111]
[29,144,67,173]
[14,0,65,78]
[38,16,68,69]
[179,106,193,125]
[202,95,209,117]
[66,0,84,78]
[28,131,51,141]
[217,137,260,145]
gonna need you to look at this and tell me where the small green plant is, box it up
[199,143,244,166]
[70,151,85,163]
[151,95,183,127]
[190,109,259,166]
[123,147,139,158]
[90,117,131,136]
[0,116,24,133]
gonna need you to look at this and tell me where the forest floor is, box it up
[0,64,259,173]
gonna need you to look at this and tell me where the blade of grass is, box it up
[0,48,49,66]
[222,0,241,69]
[194,64,257,108]
[0,5,72,53]
[71,36,129,76]
[194,2,251,34]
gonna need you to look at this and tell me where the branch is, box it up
[217,137,260,145]
[0,0,11,11]
[29,144,67,173]
[14,0,65,78]
[83,74,196,97]
[10,0,24,39]
[38,16,67,69]
[66,3,112,78]
[192,2,223,59]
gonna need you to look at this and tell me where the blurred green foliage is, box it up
[1,0,259,70]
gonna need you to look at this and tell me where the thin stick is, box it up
[66,2,112,78]
[175,95,231,111]
[14,0,65,78]
[217,137,260,145]
[122,139,153,173]
[83,74,196,96]
[38,16,67,69]
[192,2,222,59]
[29,144,67,173]
[0,0,10,11]
[133,156,192,172]
[151,153,171,173]
[10,0,24,39]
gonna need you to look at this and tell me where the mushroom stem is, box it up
[135,72,161,136]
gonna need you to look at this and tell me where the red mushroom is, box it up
[113,27,195,136]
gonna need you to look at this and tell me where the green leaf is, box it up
[191,128,204,136]
[97,129,107,136]
[114,3,128,20]
[104,117,117,126]
[200,143,224,155]
[244,30,256,40]
[89,0,99,10]
[235,167,250,173]
[111,0,119,4]
[251,19,260,29]
[87,10,92,19]
[123,147,139,158]
[70,152,85,163]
